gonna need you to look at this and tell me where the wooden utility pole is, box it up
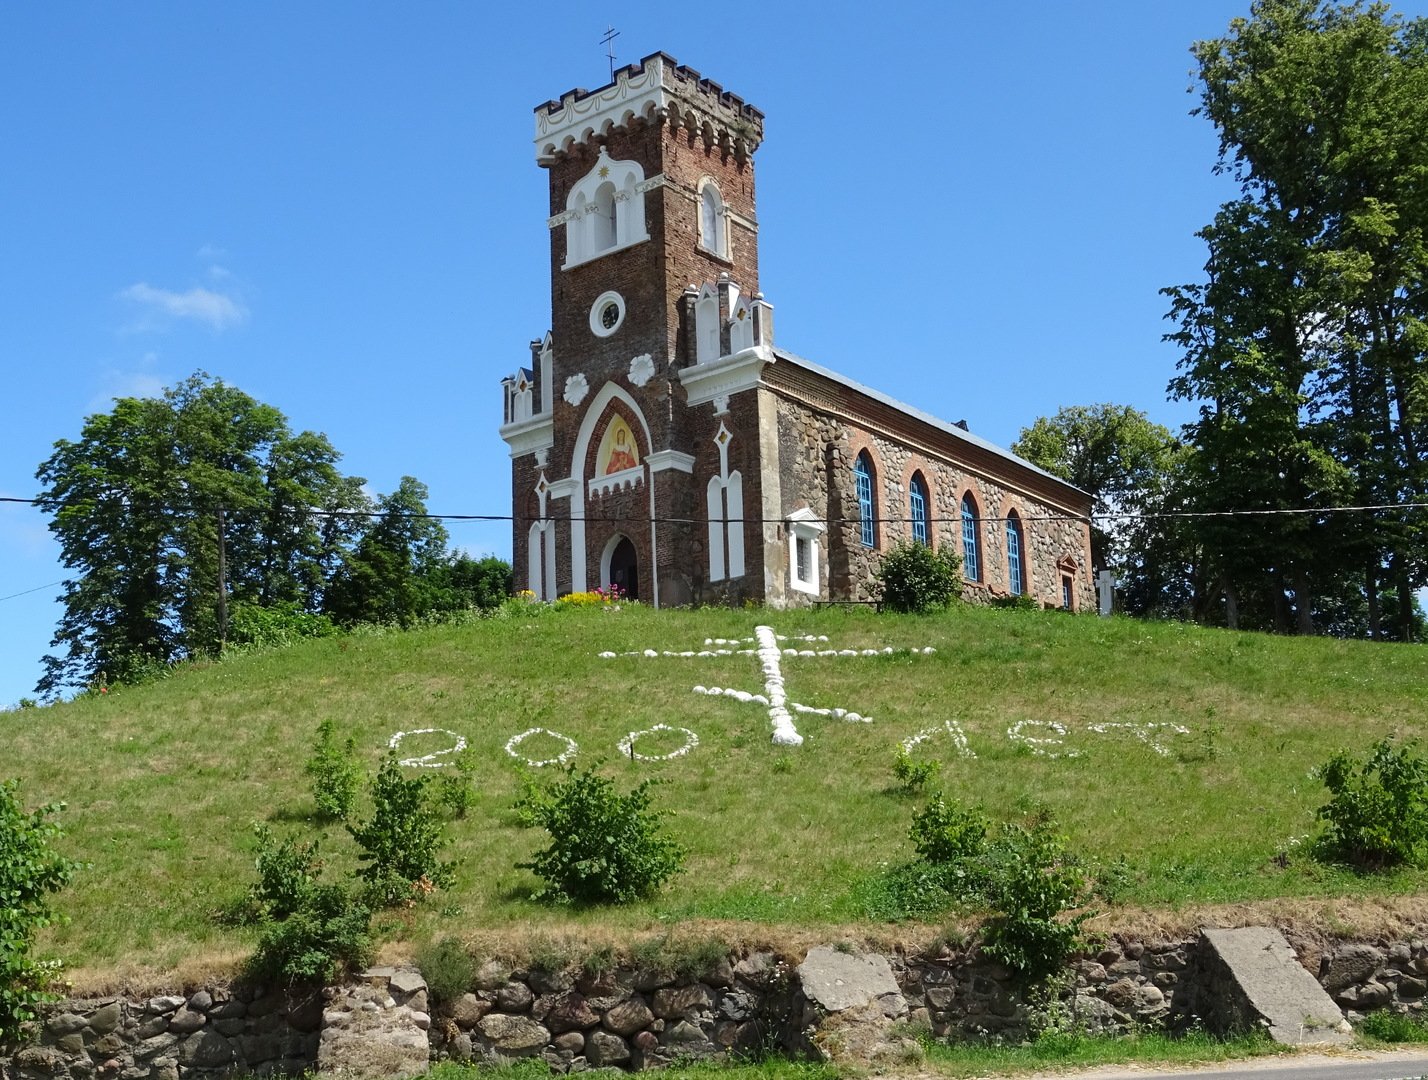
[216,506,228,647]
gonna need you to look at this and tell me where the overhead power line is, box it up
[3,493,1427,527]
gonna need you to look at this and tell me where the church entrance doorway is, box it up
[607,535,639,600]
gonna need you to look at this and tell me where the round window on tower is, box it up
[589,291,626,338]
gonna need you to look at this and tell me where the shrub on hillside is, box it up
[0,779,82,1045]
[248,882,372,984]
[892,746,941,794]
[876,542,963,614]
[228,602,339,649]
[304,718,363,822]
[515,762,684,904]
[1314,738,1428,870]
[979,820,1092,981]
[348,753,456,907]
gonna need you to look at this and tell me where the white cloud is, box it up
[195,243,228,261]
[119,282,247,331]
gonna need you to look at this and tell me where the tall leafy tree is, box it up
[324,477,452,627]
[34,374,358,693]
[1164,0,1428,638]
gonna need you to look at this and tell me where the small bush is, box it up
[304,719,363,822]
[436,745,480,818]
[0,780,83,1045]
[893,747,941,794]
[417,937,474,1005]
[1314,738,1428,869]
[910,794,989,869]
[877,542,963,614]
[237,824,323,923]
[248,883,372,984]
[992,593,1040,611]
[979,819,1092,981]
[515,762,684,904]
[348,753,456,907]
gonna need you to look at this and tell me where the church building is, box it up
[501,53,1094,610]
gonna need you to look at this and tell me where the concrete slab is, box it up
[1201,927,1352,1046]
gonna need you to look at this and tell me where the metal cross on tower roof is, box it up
[600,25,620,81]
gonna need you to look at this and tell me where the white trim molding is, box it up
[680,345,774,408]
[787,506,825,597]
[498,415,554,459]
[646,450,695,474]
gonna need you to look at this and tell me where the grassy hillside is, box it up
[4,602,1427,980]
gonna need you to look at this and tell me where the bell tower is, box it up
[503,54,773,605]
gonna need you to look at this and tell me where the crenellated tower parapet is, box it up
[534,52,765,166]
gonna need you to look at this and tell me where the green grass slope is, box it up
[4,603,1427,978]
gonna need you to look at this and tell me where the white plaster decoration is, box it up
[535,57,667,161]
[561,149,650,269]
[566,382,655,594]
[589,291,627,338]
[498,414,554,460]
[698,178,728,257]
[563,372,590,407]
[679,344,774,407]
[712,393,730,416]
[646,449,695,473]
[534,448,549,468]
[728,299,755,354]
[588,463,645,498]
[707,422,744,582]
[787,507,825,596]
[546,476,576,500]
[545,208,579,229]
[528,472,557,601]
[539,333,554,415]
[628,352,655,386]
[707,477,726,583]
[694,284,720,365]
[634,175,666,194]
[388,728,467,768]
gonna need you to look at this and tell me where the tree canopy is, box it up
[35,373,509,695]
[1163,0,1428,638]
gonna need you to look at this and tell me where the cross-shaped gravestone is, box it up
[1096,569,1116,617]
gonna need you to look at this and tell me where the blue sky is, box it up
[4,1,1423,705]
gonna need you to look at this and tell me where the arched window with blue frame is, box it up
[961,492,980,581]
[1006,510,1025,596]
[909,472,929,546]
[854,451,876,548]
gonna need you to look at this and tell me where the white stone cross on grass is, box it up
[598,624,935,746]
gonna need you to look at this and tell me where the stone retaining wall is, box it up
[8,933,1428,1079]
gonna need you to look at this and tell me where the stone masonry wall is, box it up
[773,395,1095,611]
[10,933,1428,1079]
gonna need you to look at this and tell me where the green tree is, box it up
[324,477,452,627]
[1012,405,1182,596]
[1164,0,1428,637]
[34,373,364,693]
